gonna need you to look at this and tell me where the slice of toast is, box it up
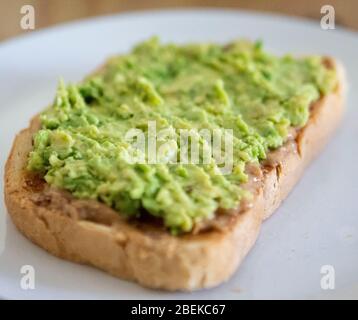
[4,58,346,291]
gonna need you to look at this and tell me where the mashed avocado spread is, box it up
[27,38,337,233]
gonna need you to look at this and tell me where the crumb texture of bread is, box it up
[4,59,345,291]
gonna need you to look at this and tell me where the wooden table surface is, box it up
[0,0,356,42]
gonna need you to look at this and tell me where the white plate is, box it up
[0,9,357,300]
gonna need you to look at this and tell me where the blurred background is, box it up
[0,0,356,42]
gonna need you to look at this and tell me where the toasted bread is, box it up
[4,58,346,291]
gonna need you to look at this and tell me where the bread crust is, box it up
[4,59,346,291]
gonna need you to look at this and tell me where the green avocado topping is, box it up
[27,38,337,233]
